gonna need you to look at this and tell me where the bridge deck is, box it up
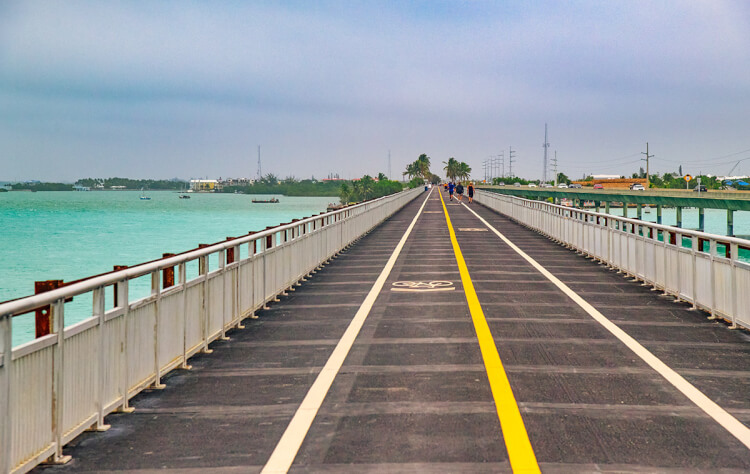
[37,190,750,473]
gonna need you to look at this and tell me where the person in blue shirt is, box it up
[448,181,455,200]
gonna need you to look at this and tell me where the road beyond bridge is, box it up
[34,189,750,473]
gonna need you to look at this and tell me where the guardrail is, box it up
[0,187,421,474]
[475,190,750,330]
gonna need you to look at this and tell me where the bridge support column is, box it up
[698,208,705,231]
[657,205,662,224]
[728,209,734,236]
[595,201,600,213]
[636,203,642,220]
[605,201,610,214]
[676,207,682,228]
[623,203,628,218]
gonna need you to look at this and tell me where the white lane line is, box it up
[261,189,433,473]
[460,202,750,450]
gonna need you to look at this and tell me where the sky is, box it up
[1,0,750,183]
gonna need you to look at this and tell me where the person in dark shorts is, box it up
[448,181,455,200]
[455,182,464,201]
[467,182,474,203]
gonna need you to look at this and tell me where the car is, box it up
[569,183,582,189]
[497,182,506,186]
[630,183,645,191]
[541,183,553,188]
[693,185,707,192]
[593,184,604,189]
[528,183,537,187]
[513,182,521,187]
[557,183,568,188]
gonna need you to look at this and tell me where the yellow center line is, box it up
[438,190,540,473]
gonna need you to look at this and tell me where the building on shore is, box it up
[190,179,222,192]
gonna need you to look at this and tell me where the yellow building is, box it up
[190,179,222,192]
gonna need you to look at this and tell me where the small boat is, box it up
[179,193,190,199]
[252,197,279,203]
[140,188,151,200]
[644,205,651,214]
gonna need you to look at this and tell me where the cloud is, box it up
[1,0,749,181]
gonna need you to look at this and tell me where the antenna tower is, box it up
[257,146,262,181]
[542,123,549,184]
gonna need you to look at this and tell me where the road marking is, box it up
[439,191,541,473]
[391,281,455,292]
[461,201,750,450]
[458,228,488,232]
[261,189,433,473]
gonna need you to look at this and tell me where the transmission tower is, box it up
[508,146,515,177]
[498,151,505,178]
[542,124,549,184]
[551,151,559,186]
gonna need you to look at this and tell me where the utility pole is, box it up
[388,150,392,180]
[257,145,262,181]
[641,142,653,189]
[552,151,559,186]
[542,123,549,184]
[508,147,515,178]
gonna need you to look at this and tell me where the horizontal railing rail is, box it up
[475,190,750,331]
[0,187,421,474]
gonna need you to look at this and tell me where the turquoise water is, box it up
[1,191,333,346]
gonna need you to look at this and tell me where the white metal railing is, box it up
[0,187,421,474]
[476,190,750,330]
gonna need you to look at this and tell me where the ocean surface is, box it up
[3,191,749,347]
[1,191,334,346]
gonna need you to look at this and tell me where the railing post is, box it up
[151,271,165,389]
[730,242,739,329]
[708,239,718,320]
[198,244,212,354]
[218,247,229,341]
[162,253,175,289]
[50,299,71,465]
[92,287,111,432]
[1,313,11,473]
[691,236,698,309]
[179,262,192,369]
[116,278,134,413]
[35,280,64,338]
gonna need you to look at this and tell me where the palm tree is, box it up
[404,162,420,180]
[458,162,472,181]
[443,157,459,181]
[359,175,375,200]
[339,183,351,204]
[416,154,431,180]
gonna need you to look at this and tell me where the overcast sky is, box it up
[1,1,749,182]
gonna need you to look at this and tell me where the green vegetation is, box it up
[648,173,727,190]
[9,182,73,191]
[491,176,537,186]
[76,177,185,190]
[339,175,404,203]
[223,175,342,196]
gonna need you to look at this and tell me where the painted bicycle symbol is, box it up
[391,281,455,292]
